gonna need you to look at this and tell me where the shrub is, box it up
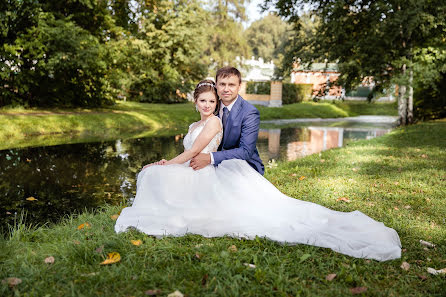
[282,83,313,104]
[246,81,271,95]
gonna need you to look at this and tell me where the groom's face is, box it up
[216,75,241,106]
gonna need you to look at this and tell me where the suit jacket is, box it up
[213,95,265,175]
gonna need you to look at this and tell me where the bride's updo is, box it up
[193,79,220,115]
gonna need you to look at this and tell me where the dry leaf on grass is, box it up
[352,168,358,172]
[131,240,142,246]
[77,222,91,230]
[110,214,119,220]
[167,290,184,297]
[417,274,428,280]
[350,287,367,294]
[420,240,435,248]
[290,173,297,177]
[44,256,55,264]
[325,273,336,281]
[427,267,446,275]
[26,197,37,201]
[299,176,306,180]
[228,245,237,252]
[145,289,162,295]
[336,197,351,203]
[243,263,256,269]
[400,262,410,271]
[2,277,22,288]
[100,252,121,265]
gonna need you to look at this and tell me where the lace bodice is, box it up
[183,117,223,153]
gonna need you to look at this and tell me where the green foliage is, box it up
[270,0,446,121]
[282,83,312,104]
[244,13,292,65]
[0,0,209,107]
[246,81,271,95]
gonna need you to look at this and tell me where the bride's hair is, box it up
[193,79,220,115]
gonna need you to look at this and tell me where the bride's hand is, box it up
[143,159,167,169]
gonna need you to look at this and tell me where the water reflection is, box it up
[257,126,392,162]
[0,121,394,227]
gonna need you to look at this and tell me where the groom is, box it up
[190,66,265,175]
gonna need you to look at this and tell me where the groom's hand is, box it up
[190,153,211,170]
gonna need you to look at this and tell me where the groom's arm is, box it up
[212,108,260,165]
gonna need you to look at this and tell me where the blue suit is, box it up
[213,95,265,175]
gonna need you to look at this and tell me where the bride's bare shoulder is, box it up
[205,116,222,129]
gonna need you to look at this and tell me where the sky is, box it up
[244,0,274,27]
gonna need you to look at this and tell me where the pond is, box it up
[0,117,397,228]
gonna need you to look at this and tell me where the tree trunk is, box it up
[408,68,414,124]
[398,64,408,125]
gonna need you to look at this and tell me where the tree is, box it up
[245,13,292,65]
[203,0,251,71]
[267,0,446,124]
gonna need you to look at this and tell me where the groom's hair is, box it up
[216,66,242,84]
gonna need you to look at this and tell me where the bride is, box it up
[115,80,401,262]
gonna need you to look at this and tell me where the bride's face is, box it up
[195,91,217,116]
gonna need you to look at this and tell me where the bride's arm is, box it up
[164,117,221,165]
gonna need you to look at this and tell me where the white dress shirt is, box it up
[210,97,238,164]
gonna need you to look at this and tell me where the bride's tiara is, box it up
[197,82,215,88]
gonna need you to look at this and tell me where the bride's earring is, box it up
[195,105,198,112]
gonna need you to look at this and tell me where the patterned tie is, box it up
[222,107,229,130]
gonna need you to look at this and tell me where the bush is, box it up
[246,81,271,94]
[414,72,446,120]
[282,83,313,104]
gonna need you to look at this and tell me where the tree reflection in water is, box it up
[0,135,184,228]
[0,122,393,229]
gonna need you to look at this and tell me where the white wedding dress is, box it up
[115,118,401,261]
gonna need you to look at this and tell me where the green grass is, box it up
[0,101,397,150]
[1,120,445,296]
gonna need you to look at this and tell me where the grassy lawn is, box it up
[0,101,397,150]
[1,120,444,296]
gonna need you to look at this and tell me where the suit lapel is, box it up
[222,95,243,147]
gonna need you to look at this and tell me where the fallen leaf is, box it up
[404,205,411,209]
[291,173,297,177]
[421,154,428,158]
[400,262,410,271]
[110,214,119,220]
[350,287,367,294]
[26,158,31,162]
[95,246,104,253]
[44,256,55,264]
[394,207,399,210]
[77,222,91,230]
[26,197,37,201]
[228,245,237,252]
[420,240,435,248]
[131,240,142,246]
[320,159,325,163]
[243,263,256,269]
[336,197,351,203]
[427,267,446,275]
[325,273,336,281]
[352,168,358,172]
[167,290,184,297]
[417,274,427,280]
[201,274,208,286]
[299,176,306,180]
[2,277,22,288]
[145,289,162,295]
[81,272,99,277]
[73,240,81,245]
[194,253,201,260]
[100,252,121,265]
